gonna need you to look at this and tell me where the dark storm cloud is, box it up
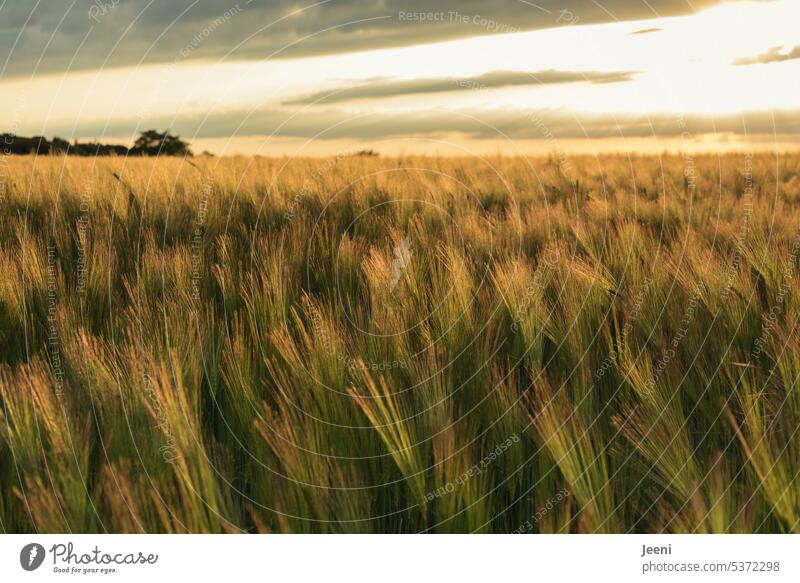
[283,69,637,105]
[734,45,800,65]
[0,0,725,78]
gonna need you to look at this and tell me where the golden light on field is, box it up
[5,0,800,547]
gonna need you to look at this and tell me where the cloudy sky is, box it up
[1,0,798,155]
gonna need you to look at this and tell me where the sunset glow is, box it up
[1,0,798,154]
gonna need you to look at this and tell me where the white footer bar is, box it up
[1,534,797,582]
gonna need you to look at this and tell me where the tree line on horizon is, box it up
[0,129,192,157]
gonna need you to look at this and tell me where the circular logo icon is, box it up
[20,543,46,571]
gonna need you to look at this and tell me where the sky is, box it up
[1,0,798,155]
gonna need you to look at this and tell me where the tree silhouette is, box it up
[131,130,192,156]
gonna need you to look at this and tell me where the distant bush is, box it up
[352,148,379,157]
[129,129,192,157]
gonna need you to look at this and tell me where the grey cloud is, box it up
[56,106,800,143]
[734,45,800,66]
[630,27,662,35]
[0,0,725,78]
[284,69,637,105]
[194,109,800,139]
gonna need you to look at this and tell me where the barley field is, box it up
[1,152,799,533]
